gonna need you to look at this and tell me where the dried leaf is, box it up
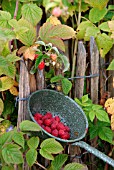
[111,114,114,130]
[105,98,114,108]
[105,98,114,115]
[9,86,19,96]
[107,103,114,115]
[24,47,35,60]
[18,46,28,56]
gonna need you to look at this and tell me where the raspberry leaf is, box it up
[26,149,37,167]
[40,148,54,160]
[107,59,114,70]
[12,132,24,149]
[20,120,41,132]
[64,162,85,170]
[27,137,40,149]
[89,7,107,23]
[98,22,110,32]
[58,54,70,72]
[0,98,4,115]
[39,22,75,52]
[40,138,64,154]
[51,154,68,170]
[21,4,42,26]
[2,144,23,164]
[61,78,72,95]
[85,0,109,10]
[0,76,14,91]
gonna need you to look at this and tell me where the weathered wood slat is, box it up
[90,37,99,104]
[36,70,45,90]
[75,41,86,98]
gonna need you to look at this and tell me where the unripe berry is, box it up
[52,7,62,17]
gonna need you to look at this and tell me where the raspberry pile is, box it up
[33,112,70,140]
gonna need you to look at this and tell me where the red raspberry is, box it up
[43,119,52,126]
[64,125,70,132]
[38,61,45,70]
[34,54,38,60]
[41,125,45,129]
[58,129,65,137]
[37,119,43,126]
[54,116,60,122]
[45,112,52,118]
[61,132,70,140]
[56,122,65,130]
[44,126,51,133]
[51,129,59,137]
[34,113,42,120]
[51,122,57,130]
[42,115,48,120]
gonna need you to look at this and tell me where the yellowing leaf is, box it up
[47,16,61,25]
[13,80,18,87]
[39,22,75,52]
[0,98,4,115]
[9,86,19,96]
[111,114,114,130]
[85,0,109,10]
[108,20,114,39]
[0,76,14,91]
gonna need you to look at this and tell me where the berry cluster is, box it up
[34,112,70,140]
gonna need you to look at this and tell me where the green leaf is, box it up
[40,148,54,160]
[82,94,89,103]
[0,131,13,148]
[40,138,64,154]
[30,65,37,74]
[85,0,109,10]
[92,104,103,110]
[51,75,64,83]
[35,40,46,46]
[6,53,21,62]
[76,21,93,40]
[35,54,43,68]
[39,22,75,52]
[107,59,114,70]
[17,19,36,46]
[51,154,68,170]
[96,33,113,57]
[21,3,42,26]
[2,166,14,170]
[0,76,14,91]
[0,10,11,28]
[62,78,72,95]
[89,124,99,139]
[12,132,24,148]
[108,5,114,11]
[20,120,41,132]
[99,22,110,32]
[74,98,83,106]
[84,26,100,41]
[27,137,39,149]
[89,111,96,122]
[89,8,107,23]
[64,162,85,170]
[99,127,113,144]
[58,54,70,72]
[26,149,37,167]
[2,144,23,164]
[0,98,4,115]
[95,110,110,123]
[0,28,16,41]
[2,0,22,20]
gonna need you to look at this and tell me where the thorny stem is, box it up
[35,161,47,170]
[71,0,81,78]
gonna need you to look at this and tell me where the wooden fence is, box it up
[17,37,114,170]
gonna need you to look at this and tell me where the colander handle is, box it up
[73,141,114,167]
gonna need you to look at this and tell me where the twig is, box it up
[35,161,47,170]
[14,0,19,19]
